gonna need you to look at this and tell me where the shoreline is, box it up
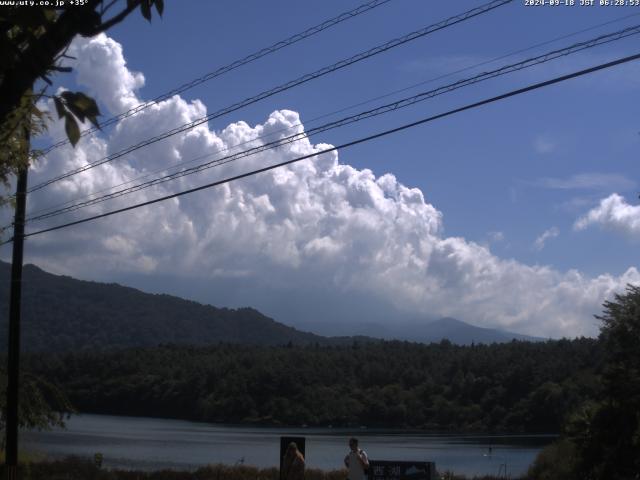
[49,411,561,437]
[23,414,546,478]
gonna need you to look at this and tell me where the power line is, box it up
[25,11,640,221]
[28,0,513,194]
[307,10,640,124]
[39,0,394,154]
[5,51,638,245]
[24,23,640,223]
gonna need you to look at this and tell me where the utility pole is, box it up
[5,130,29,480]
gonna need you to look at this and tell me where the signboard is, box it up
[279,436,306,480]
[369,460,437,480]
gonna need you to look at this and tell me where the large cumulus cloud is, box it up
[4,34,639,339]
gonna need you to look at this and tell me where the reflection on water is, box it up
[22,414,555,477]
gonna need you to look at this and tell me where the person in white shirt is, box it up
[344,437,369,480]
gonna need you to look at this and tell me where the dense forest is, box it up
[11,285,640,479]
[25,338,601,433]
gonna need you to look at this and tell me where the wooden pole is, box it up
[5,135,29,480]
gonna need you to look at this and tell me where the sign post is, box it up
[369,460,437,480]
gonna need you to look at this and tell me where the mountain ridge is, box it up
[0,260,540,351]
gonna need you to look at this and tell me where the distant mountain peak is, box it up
[0,260,541,351]
[421,316,542,344]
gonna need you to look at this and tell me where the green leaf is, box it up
[60,91,101,127]
[154,0,164,17]
[64,113,80,147]
[53,96,66,119]
[64,101,86,123]
[140,0,152,21]
[71,92,101,117]
[59,91,75,103]
[87,115,100,130]
[42,8,58,23]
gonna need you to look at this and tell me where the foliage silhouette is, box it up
[0,0,163,204]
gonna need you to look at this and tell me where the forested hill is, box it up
[26,339,602,433]
[0,261,351,351]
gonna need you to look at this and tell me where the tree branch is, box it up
[89,0,140,35]
[0,0,141,129]
[101,0,121,16]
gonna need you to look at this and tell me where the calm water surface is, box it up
[22,414,555,477]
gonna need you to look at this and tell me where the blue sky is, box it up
[106,0,639,274]
[2,0,639,338]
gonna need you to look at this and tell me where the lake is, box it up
[21,414,555,478]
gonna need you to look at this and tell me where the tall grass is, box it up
[0,457,348,480]
[0,449,47,464]
[0,456,521,480]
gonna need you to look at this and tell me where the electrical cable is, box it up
[24,11,640,220]
[39,0,395,154]
[24,24,640,223]
[27,0,513,194]
[304,10,640,125]
[2,50,637,245]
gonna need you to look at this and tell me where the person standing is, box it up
[283,442,305,480]
[344,437,369,480]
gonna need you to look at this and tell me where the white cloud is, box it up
[488,231,504,243]
[68,34,145,113]
[575,194,640,239]
[534,173,636,192]
[4,34,639,340]
[533,136,556,154]
[534,227,559,251]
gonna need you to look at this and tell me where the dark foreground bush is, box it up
[1,457,522,480]
[439,473,523,480]
[524,438,579,480]
[1,457,347,480]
